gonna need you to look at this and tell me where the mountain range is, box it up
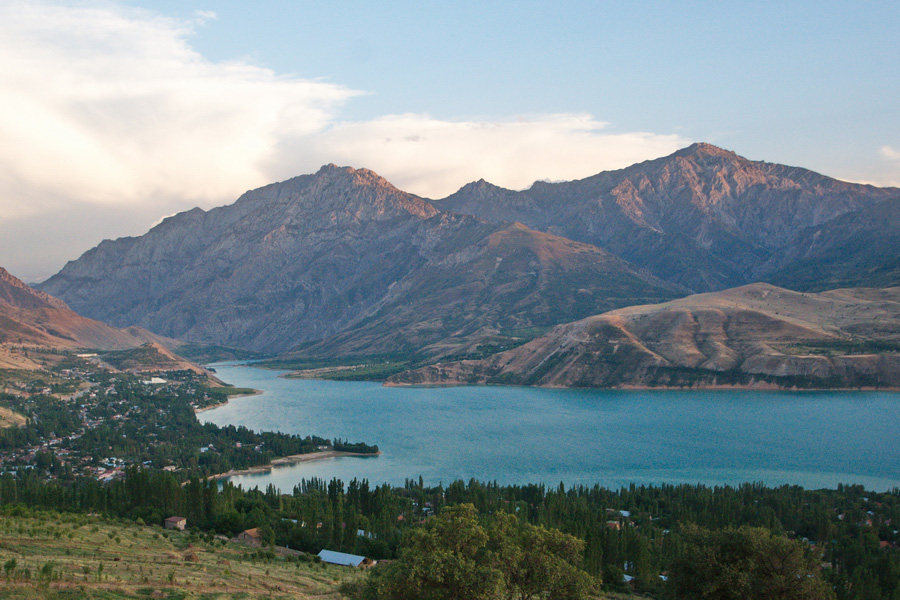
[435,143,898,292]
[39,164,680,357]
[35,143,900,384]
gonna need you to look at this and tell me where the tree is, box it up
[666,525,835,600]
[353,504,597,600]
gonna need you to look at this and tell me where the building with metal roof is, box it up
[317,549,374,568]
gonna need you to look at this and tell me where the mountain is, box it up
[39,146,900,361]
[765,197,900,291]
[294,222,681,359]
[435,143,899,292]
[387,283,900,389]
[41,165,679,356]
[0,267,172,352]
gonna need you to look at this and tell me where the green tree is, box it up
[355,504,597,600]
[666,525,835,600]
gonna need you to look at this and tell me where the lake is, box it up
[199,364,900,492]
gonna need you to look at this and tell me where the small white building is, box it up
[317,549,375,568]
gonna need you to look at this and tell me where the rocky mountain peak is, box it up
[675,142,742,160]
[240,164,440,222]
[314,163,394,187]
[456,179,511,197]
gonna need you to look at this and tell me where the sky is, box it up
[1,0,898,282]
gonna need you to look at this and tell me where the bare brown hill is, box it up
[0,267,177,358]
[387,283,900,389]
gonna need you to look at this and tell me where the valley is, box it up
[30,144,900,391]
[2,144,900,598]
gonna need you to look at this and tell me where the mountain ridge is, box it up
[41,164,678,356]
[0,267,177,353]
[436,142,899,292]
[38,144,900,361]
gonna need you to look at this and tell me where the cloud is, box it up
[0,1,690,280]
[273,113,687,198]
[882,146,900,161]
[0,1,357,220]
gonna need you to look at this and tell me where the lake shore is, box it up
[208,450,383,481]
[382,380,900,391]
[194,389,263,413]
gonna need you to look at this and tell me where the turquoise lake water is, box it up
[198,364,900,492]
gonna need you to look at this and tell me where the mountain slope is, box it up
[765,196,900,291]
[387,283,900,388]
[0,267,172,351]
[41,166,679,355]
[436,143,899,291]
[295,222,681,359]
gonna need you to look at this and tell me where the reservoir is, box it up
[199,364,900,492]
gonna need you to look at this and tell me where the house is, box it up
[317,549,375,568]
[164,516,187,530]
[237,528,262,547]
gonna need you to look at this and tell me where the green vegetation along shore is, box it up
[1,355,898,599]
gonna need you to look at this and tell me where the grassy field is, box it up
[0,510,363,599]
[0,406,26,428]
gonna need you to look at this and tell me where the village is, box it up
[1,363,213,481]
[0,356,308,485]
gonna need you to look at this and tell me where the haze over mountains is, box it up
[36,143,900,385]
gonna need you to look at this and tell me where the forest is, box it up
[1,468,898,598]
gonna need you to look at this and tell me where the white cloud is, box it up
[882,146,900,161]
[0,1,357,219]
[194,10,217,25]
[0,1,691,280]
[274,113,687,198]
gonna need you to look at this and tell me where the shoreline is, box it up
[207,450,383,480]
[194,389,263,413]
[383,380,900,392]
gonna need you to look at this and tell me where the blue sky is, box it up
[1,0,898,281]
